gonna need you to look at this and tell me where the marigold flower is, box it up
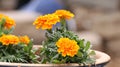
[56,38,79,57]
[54,10,74,19]
[19,35,30,45]
[33,14,60,30]
[0,14,15,29]
[0,34,19,45]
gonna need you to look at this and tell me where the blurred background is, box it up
[0,0,120,67]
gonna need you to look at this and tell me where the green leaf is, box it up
[52,59,61,64]
[84,41,90,51]
[89,50,96,56]
[51,54,59,62]
[41,57,47,63]
[0,18,6,25]
[79,39,84,48]
[28,40,33,50]
[24,46,29,52]
[77,51,83,57]
[85,58,96,64]
[0,18,5,35]
[2,27,14,34]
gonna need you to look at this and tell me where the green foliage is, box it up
[40,20,96,65]
[0,18,40,63]
[0,40,40,63]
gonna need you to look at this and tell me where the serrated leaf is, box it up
[41,57,47,63]
[84,41,90,51]
[89,50,96,56]
[77,51,82,57]
[52,59,61,64]
[8,27,14,33]
[2,27,14,34]
[85,58,96,64]
[0,18,6,25]
[28,40,33,50]
[24,46,29,52]
[80,39,84,48]
[51,54,59,62]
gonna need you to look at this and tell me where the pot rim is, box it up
[0,45,111,66]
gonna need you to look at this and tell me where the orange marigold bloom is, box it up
[0,34,19,46]
[0,14,15,29]
[33,14,60,30]
[56,38,80,57]
[19,35,30,45]
[54,10,74,19]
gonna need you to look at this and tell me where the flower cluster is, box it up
[33,14,60,29]
[56,38,79,57]
[19,35,30,45]
[33,10,95,64]
[0,34,19,45]
[33,10,74,30]
[54,10,74,19]
[0,34,30,46]
[0,14,15,29]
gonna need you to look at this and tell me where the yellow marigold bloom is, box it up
[0,14,15,29]
[33,14,60,30]
[56,38,80,57]
[54,10,74,19]
[0,34,19,46]
[19,35,30,45]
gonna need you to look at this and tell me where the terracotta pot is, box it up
[0,45,110,67]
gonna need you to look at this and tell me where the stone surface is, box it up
[67,0,119,10]
[106,39,120,57]
[72,7,120,40]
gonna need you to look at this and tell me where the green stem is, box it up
[60,19,67,30]
[45,29,52,38]
[0,24,3,36]
[0,20,2,33]
[0,18,6,36]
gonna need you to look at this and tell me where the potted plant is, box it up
[32,10,110,67]
[0,10,110,67]
[0,14,40,67]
